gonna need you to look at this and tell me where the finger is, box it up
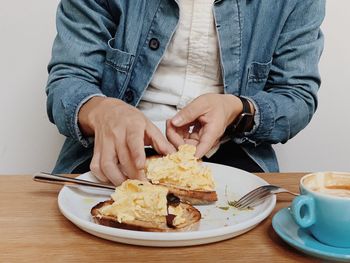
[101,156,127,186]
[189,131,200,141]
[147,122,176,155]
[184,130,200,146]
[90,135,109,183]
[166,119,186,148]
[213,138,221,148]
[184,138,199,146]
[90,153,110,183]
[100,141,127,186]
[126,125,147,170]
[116,140,146,181]
[195,125,220,158]
[171,97,207,127]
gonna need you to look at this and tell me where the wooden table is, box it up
[0,173,322,262]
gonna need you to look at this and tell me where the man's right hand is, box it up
[78,97,176,185]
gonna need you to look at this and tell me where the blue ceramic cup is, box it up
[291,172,350,248]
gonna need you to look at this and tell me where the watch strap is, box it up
[240,97,251,116]
[224,96,254,137]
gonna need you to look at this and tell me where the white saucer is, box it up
[272,207,350,262]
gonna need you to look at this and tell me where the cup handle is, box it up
[291,195,316,228]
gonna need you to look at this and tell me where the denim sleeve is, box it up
[247,0,325,144]
[46,0,117,147]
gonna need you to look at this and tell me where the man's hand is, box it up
[166,94,247,158]
[78,97,176,185]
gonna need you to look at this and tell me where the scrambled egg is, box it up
[168,204,186,225]
[145,144,215,191]
[100,180,185,225]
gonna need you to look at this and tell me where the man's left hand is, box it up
[166,94,245,158]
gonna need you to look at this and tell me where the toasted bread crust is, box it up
[91,200,201,232]
[157,183,218,205]
[146,156,217,205]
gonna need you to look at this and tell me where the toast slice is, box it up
[145,145,218,205]
[91,199,201,232]
[156,183,217,205]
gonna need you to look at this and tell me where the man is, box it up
[46,0,325,185]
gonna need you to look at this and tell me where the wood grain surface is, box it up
[0,173,323,262]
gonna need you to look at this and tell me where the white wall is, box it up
[274,0,350,172]
[0,1,349,174]
[0,1,63,174]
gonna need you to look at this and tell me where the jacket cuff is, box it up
[73,93,106,147]
[249,92,274,139]
[233,93,273,145]
[48,78,105,147]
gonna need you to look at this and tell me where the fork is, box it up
[230,185,299,210]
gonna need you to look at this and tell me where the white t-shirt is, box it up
[138,0,223,122]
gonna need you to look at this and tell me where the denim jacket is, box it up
[46,0,325,173]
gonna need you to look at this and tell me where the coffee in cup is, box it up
[291,172,350,247]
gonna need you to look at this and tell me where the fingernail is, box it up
[172,115,183,126]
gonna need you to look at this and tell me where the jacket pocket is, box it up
[245,60,272,96]
[101,38,135,97]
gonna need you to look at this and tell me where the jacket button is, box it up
[123,89,134,103]
[149,38,160,50]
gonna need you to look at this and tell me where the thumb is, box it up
[171,99,206,127]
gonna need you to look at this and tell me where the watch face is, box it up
[234,113,254,135]
[224,96,255,138]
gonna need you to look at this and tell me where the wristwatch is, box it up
[225,96,254,138]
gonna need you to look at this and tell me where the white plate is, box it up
[58,163,276,247]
